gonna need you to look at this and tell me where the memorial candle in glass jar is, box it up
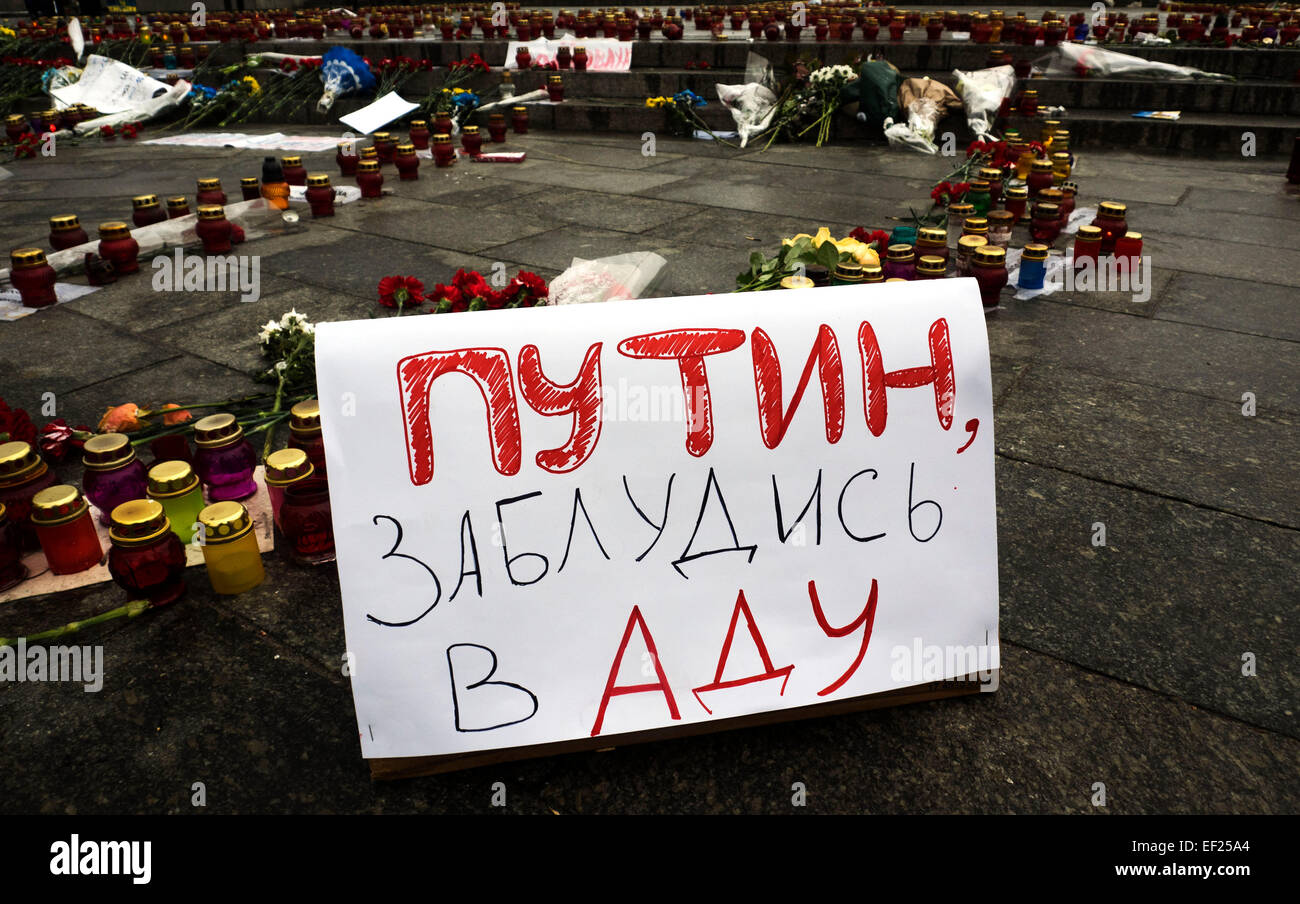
[31,485,103,575]
[108,498,187,606]
[97,221,140,274]
[280,155,307,186]
[883,244,916,281]
[356,159,384,197]
[1072,224,1102,268]
[305,173,335,216]
[408,119,430,150]
[166,196,191,218]
[287,399,326,476]
[916,255,947,280]
[0,504,28,592]
[48,214,89,250]
[1018,243,1048,290]
[197,501,265,595]
[240,177,260,201]
[196,177,227,205]
[971,245,1008,309]
[81,432,148,525]
[337,140,360,175]
[131,194,166,227]
[8,249,57,309]
[461,125,483,156]
[1090,202,1128,254]
[1003,186,1028,223]
[196,205,233,254]
[394,142,420,180]
[0,442,58,551]
[915,226,949,264]
[146,460,206,544]
[193,413,258,501]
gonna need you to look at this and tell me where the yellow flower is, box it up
[241,76,262,95]
[452,87,469,94]
[782,228,879,268]
[0,26,15,38]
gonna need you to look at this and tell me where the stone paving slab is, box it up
[996,364,1297,529]
[996,456,1299,739]
[482,187,702,234]
[1156,273,1300,343]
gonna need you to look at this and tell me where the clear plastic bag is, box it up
[953,64,1016,140]
[549,253,668,306]
[1034,43,1232,80]
[715,82,779,148]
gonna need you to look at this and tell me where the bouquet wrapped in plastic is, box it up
[884,76,963,155]
[1034,43,1232,81]
[317,46,376,113]
[549,253,668,306]
[952,64,1015,140]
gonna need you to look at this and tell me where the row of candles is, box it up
[19,5,1298,44]
[0,402,334,604]
[781,123,1141,308]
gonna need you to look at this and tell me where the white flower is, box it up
[275,361,287,372]
[258,319,281,344]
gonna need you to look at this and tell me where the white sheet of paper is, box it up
[338,92,419,135]
[51,54,170,113]
[317,282,1000,760]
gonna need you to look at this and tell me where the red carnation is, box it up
[0,399,37,446]
[377,275,426,312]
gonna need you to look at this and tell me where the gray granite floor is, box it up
[0,128,1296,814]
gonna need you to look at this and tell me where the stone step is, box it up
[497,68,1300,115]
[233,37,1300,81]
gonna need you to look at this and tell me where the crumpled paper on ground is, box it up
[550,252,667,305]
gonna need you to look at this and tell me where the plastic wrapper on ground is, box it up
[550,252,668,306]
[1034,43,1233,80]
[953,64,1015,140]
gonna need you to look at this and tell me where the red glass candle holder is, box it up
[432,134,456,167]
[9,249,57,309]
[1073,225,1103,269]
[372,133,397,164]
[107,499,187,606]
[337,141,360,175]
[460,125,484,156]
[31,485,103,575]
[1090,202,1129,254]
[971,246,1009,309]
[166,196,191,218]
[305,173,336,216]
[546,76,565,103]
[512,105,529,134]
[1030,202,1063,246]
[394,143,420,180]
[408,120,430,150]
[196,177,227,205]
[488,113,507,143]
[196,206,234,254]
[0,504,28,591]
[97,222,140,275]
[434,112,454,135]
[356,160,384,197]
[287,399,326,477]
[48,214,89,250]
[573,46,589,70]
[132,194,166,228]
[1114,231,1144,275]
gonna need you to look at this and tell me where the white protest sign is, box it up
[51,54,170,113]
[504,37,632,71]
[316,282,998,760]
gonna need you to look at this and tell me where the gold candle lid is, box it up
[986,210,1015,225]
[779,275,815,289]
[862,265,884,282]
[371,131,391,142]
[289,399,321,434]
[963,217,988,234]
[978,167,1002,180]
[949,202,975,217]
[1051,151,1070,162]
[463,125,480,135]
[886,244,914,261]
[281,155,302,166]
[98,221,131,239]
[0,441,46,485]
[147,459,199,497]
[198,500,253,544]
[958,234,988,253]
[132,194,160,208]
[1022,243,1049,261]
[916,255,946,274]
[338,140,359,152]
[197,204,226,220]
[49,214,81,231]
[83,432,135,470]
[109,498,171,546]
[30,485,89,526]
[1031,159,1053,171]
[264,447,315,486]
[1099,201,1127,216]
[834,261,863,280]
[548,74,563,83]
[306,173,332,187]
[972,245,1007,266]
[193,412,244,448]
[4,114,25,125]
[433,133,452,143]
[395,142,415,154]
[196,177,222,190]
[409,119,428,128]
[489,111,506,121]
[10,248,48,269]
[917,226,947,244]
[166,195,189,208]
[969,179,990,192]
[1033,202,1060,216]
[239,177,259,188]
[1005,186,1029,199]
[512,105,528,113]
[359,147,378,160]
[357,159,381,173]
[1076,225,1103,241]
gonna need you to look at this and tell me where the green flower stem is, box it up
[0,599,153,648]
